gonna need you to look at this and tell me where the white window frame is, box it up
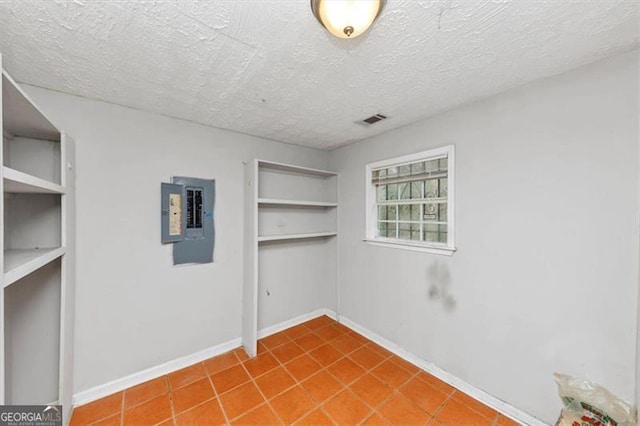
[364,145,456,256]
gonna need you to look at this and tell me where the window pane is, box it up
[388,167,398,177]
[399,204,411,221]
[440,224,447,243]
[423,224,447,243]
[424,179,439,198]
[439,203,448,222]
[377,221,387,237]
[378,205,387,220]
[387,183,398,200]
[399,165,411,176]
[399,223,420,241]
[439,178,448,197]
[372,170,379,180]
[398,223,410,240]
[410,181,422,199]
[387,222,397,238]
[423,203,439,221]
[377,185,387,201]
[411,204,420,221]
[398,182,411,199]
[388,205,397,219]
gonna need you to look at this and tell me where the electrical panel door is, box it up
[161,177,215,264]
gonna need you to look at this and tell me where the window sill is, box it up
[363,238,457,256]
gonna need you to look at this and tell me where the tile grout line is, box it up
[315,320,440,424]
[167,372,178,426]
[356,361,425,424]
[263,325,300,423]
[236,351,284,425]
[120,390,124,426]
[431,392,456,421]
[265,321,351,424]
[290,321,387,424]
[117,378,160,415]
[432,385,460,422]
[443,387,504,424]
[204,344,291,423]
[210,352,238,425]
[286,320,418,424]
[169,360,229,422]
[76,392,124,426]
[492,412,500,426]
[288,322,348,425]
[262,327,321,424]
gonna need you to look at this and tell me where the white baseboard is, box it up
[72,337,241,406]
[337,315,548,426]
[257,308,337,339]
[72,309,335,407]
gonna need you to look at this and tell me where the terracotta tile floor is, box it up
[70,316,520,425]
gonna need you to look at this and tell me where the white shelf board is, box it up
[3,247,66,288]
[3,167,64,194]
[258,232,337,242]
[258,198,337,207]
[257,160,337,177]
[2,70,61,140]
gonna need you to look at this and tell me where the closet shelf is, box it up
[257,160,337,177]
[3,70,60,140]
[3,247,66,288]
[258,198,337,207]
[3,167,64,194]
[258,232,337,242]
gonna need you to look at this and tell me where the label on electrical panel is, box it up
[169,193,182,236]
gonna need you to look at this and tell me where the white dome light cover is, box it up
[311,0,386,39]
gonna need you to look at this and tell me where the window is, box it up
[365,145,456,255]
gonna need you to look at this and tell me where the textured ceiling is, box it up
[0,1,638,149]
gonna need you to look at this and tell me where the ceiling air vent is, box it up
[357,113,387,126]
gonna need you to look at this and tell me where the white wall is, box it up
[329,50,639,423]
[21,86,334,394]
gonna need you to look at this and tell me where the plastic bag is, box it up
[554,373,636,426]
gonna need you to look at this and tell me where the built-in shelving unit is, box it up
[243,159,338,357]
[1,59,75,424]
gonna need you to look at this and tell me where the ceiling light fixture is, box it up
[310,0,386,39]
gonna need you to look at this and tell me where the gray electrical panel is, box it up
[160,177,215,265]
